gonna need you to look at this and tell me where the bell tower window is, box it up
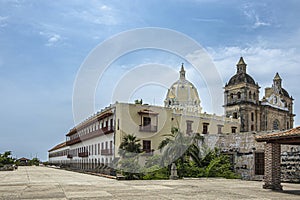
[233,112,238,119]
[273,120,279,130]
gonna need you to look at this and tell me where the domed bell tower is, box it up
[224,57,260,132]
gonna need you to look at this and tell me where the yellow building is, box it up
[48,64,240,170]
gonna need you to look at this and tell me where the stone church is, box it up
[224,57,295,132]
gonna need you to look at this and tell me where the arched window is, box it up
[273,120,279,130]
[253,92,256,100]
[230,93,234,100]
[237,92,241,99]
[249,91,252,99]
[274,96,277,104]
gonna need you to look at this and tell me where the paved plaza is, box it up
[0,166,299,199]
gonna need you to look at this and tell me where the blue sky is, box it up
[1,0,300,161]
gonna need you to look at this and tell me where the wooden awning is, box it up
[138,109,159,115]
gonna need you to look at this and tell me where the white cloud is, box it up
[242,3,272,29]
[192,18,223,23]
[67,3,119,26]
[253,15,270,28]
[0,16,9,28]
[207,45,300,100]
[39,31,62,47]
[100,5,112,11]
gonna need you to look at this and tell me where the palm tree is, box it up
[118,134,142,158]
[158,127,193,166]
[158,128,204,167]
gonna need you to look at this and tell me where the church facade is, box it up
[224,57,294,132]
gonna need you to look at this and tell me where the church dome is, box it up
[164,64,201,112]
[228,73,255,86]
[227,57,256,86]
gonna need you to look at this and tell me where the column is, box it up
[263,142,282,190]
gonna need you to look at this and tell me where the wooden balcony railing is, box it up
[139,125,157,132]
[66,126,114,146]
[67,154,73,159]
[101,149,113,156]
[78,151,89,157]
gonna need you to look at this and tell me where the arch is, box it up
[230,93,234,101]
[253,92,256,100]
[237,92,241,99]
[273,120,279,130]
[249,91,252,99]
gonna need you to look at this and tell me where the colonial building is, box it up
[224,57,294,132]
[48,58,297,182]
[48,64,240,169]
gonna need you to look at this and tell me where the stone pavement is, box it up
[0,166,299,199]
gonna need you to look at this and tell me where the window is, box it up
[274,96,277,104]
[110,119,113,128]
[143,117,151,126]
[273,120,279,130]
[110,141,113,150]
[217,125,223,134]
[230,93,234,99]
[233,112,238,119]
[143,140,151,153]
[231,126,237,133]
[253,92,256,100]
[202,123,209,134]
[117,119,120,130]
[255,152,265,175]
[237,92,241,99]
[287,121,289,129]
[251,125,254,131]
[251,112,254,121]
[186,120,193,135]
[249,91,252,99]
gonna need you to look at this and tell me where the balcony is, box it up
[66,126,114,146]
[66,136,81,146]
[78,151,89,157]
[102,126,114,135]
[139,125,157,132]
[101,149,113,156]
[67,154,73,159]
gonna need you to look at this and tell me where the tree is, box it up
[158,127,193,176]
[118,134,143,179]
[0,151,15,167]
[118,134,142,157]
[29,157,40,166]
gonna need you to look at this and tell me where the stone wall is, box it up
[281,145,300,182]
[203,132,300,182]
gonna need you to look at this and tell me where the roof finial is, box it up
[274,72,281,80]
[236,57,247,74]
[180,63,186,80]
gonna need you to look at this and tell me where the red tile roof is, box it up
[256,126,300,142]
[48,141,67,152]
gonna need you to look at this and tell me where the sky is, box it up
[1,0,300,161]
